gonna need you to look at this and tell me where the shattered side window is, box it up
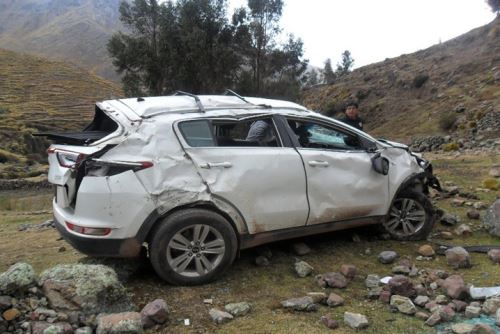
[212,117,281,147]
[179,120,216,147]
[288,119,362,150]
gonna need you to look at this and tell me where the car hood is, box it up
[377,138,409,150]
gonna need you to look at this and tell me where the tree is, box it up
[486,0,500,13]
[323,58,335,84]
[306,68,319,87]
[335,50,354,77]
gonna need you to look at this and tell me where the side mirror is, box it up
[371,153,389,175]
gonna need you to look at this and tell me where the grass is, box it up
[0,153,499,333]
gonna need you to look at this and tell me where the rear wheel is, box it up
[150,209,238,285]
[382,189,435,241]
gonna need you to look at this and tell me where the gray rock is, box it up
[39,264,134,315]
[209,308,233,324]
[140,299,168,329]
[0,296,12,310]
[465,305,481,318]
[340,264,357,279]
[414,295,430,307]
[0,262,36,295]
[254,256,269,267]
[292,242,311,256]
[224,302,251,317]
[425,312,441,326]
[378,251,398,264]
[455,224,472,236]
[306,292,327,304]
[294,260,313,278]
[78,257,143,283]
[343,312,369,329]
[75,327,93,334]
[487,249,500,263]
[280,296,317,312]
[435,295,448,304]
[451,323,474,334]
[483,199,500,237]
[441,213,460,226]
[392,265,410,275]
[96,312,143,334]
[43,325,66,334]
[482,296,500,315]
[390,295,417,315]
[445,247,471,269]
[471,323,496,334]
[326,293,344,307]
[31,322,72,334]
[321,315,339,329]
[322,272,347,288]
[365,274,380,289]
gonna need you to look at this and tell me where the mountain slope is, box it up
[301,17,500,144]
[0,0,123,81]
[0,48,122,178]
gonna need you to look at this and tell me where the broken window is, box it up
[212,117,281,147]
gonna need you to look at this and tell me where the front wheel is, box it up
[382,189,435,241]
[150,209,238,285]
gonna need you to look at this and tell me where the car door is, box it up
[174,115,309,234]
[285,116,390,225]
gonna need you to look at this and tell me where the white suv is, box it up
[41,92,441,285]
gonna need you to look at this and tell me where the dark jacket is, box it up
[339,116,363,131]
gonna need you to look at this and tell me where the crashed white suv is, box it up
[41,92,441,285]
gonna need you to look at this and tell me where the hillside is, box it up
[0,48,122,179]
[0,0,123,81]
[301,17,500,145]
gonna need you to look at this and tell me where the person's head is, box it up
[345,102,359,120]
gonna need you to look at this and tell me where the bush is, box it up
[413,74,429,88]
[0,106,9,114]
[483,178,499,190]
[442,143,459,151]
[468,121,477,128]
[439,113,457,131]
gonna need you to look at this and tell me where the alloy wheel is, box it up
[384,198,427,237]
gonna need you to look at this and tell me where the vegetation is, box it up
[413,73,429,88]
[438,113,457,131]
[323,58,335,84]
[442,142,459,151]
[486,0,500,13]
[483,178,499,190]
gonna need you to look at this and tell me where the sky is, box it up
[228,0,497,69]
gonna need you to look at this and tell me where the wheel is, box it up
[382,189,435,241]
[149,208,238,285]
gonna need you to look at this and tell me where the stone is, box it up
[314,275,327,288]
[326,293,344,307]
[320,315,339,329]
[415,311,429,320]
[294,260,313,278]
[2,308,20,321]
[78,257,143,283]
[365,274,380,289]
[467,210,480,220]
[292,242,311,256]
[451,323,474,334]
[473,202,488,210]
[367,287,383,300]
[31,322,72,334]
[442,275,468,300]
[75,327,93,334]
[43,325,67,334]
[39,264,134,315]
[0,296,12,310]
[465,305,481,318]
[0,262,36,295]
[445,247,471,269]
[322,272,347,288]
[496,308,500,326]
[96,312,143,334]
[379,290,391,303]
[140,299,168,329]
[340,264,357,279]
[490,167,500,178]
[439,305,456,321]
[414,295,430,307]
[425,312,441,326]
[418,245,435,257]
[254,256,269,267]
[452,198,466,206]
[392,265,410,275]
[482,296,500,314]
[471,324,496,334]
[430,282,438,290]
[280,296,317,312]
[224,302,251,317]
[388,275,416,298]
[452,300,468,312]
[343,312,369,329]
[455,224,473,236]
[441,213,460,226]
[378,251,398,264]
[306,292,327,304]
[482,199,500,237]
[487,249,500,263]
[435,295,448,304]
[440,231,454,239]
[390,295,416,315]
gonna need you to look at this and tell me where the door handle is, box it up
[308,160,329,167]
[199,162,233,169]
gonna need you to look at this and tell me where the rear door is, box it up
[175,115,309,233]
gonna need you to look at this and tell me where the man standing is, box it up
[340,102,364,131]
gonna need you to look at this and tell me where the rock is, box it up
[340,264,357,279]
[39,264,134,315]
[442,275,468,300]
[96,312,143,333]
[465,305,481,318]
[320,315,339,329]
[280,296,317,312]
[435,295,449,304]
[254,255,269,266]
[43,324,68,334]
[390,295,416,315]
[75,327,93,334]
[441,213,460,226]
[467,210,481,220]
[414,295,430,307]
[471,323,496,334]
[455,224,473,236]
[489,167,500,178]
[452,198,466,207]
[388,275,416,298]
[343,312,369,329]
[367,287,383,300]
[452,300,468,312]
[487,249,500,263]
[292,242,311,256]
[430,282,438,290]
[496,308,500,326]
[425,312,441,326]
[326,293,344,307]
[482,199,500,237]
[306,292,327,304]
[439,231,454,239]
[378,251,398,264]
[31,322,72,334]
[0,262,36,295]
[78,257,143,283]
[482,296,500,314]
[445,247,471,268]
[439,305,456,321]
[224,302,251,317]
[451,323,474,334]
[314,275,327,288]
[0,296,12,310]
[418,245,435,257]
[415,311,429,320]
[3,308,20,321]
[209,309,233,324]
[379,290,391,303]
[473,202,488,210]
[322,272,347,288]
[444,186,460,196]
[365,274,380,289]
[294,260,313,278]
[140,299,168,329]
[392,265,410,275]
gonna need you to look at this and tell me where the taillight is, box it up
[57,151,86,168]
[66,221,111,236]
[85,159,154,176]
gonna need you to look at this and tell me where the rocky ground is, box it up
[0,152,498,334]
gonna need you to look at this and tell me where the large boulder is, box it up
[0,263,36,295]
[483,199,500,237]
[39,264,134,315]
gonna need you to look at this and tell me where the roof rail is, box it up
[223,89,272,109]
[173,91,205,113]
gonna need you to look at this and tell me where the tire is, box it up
[149,208,238,285]
[382,189,435,241]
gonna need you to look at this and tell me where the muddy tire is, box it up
[382,189,435,241]
[149,208,238,286]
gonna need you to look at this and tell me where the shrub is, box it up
[483,178,499,190]
[413,74,429,88]
[439,113,457,131]
[442,143,459,151]
[468,121,477,128]
[0,106,9,114]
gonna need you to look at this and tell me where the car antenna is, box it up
[223,89,272,109]
[173,91,205,113]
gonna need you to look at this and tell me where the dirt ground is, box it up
[0,152,499,334]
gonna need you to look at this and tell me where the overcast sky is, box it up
[229,0,496,69]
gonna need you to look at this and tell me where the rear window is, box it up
[178,120,216,147]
